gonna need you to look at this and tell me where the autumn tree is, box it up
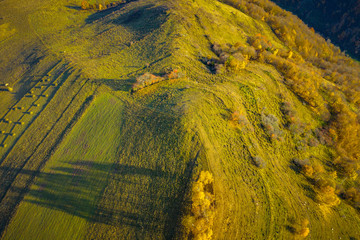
[182,171,215,240]
[81,0,90,10]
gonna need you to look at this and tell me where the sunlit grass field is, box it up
[2,94,123,239]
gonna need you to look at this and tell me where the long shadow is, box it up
[112,4,169,35]
[85,2,130,24]
[0,163,110,223]
[13,57,60,101]
[65,5,82,10]
[85,3,169,38]
[0,160,179,229]
[0,84,92,235]
[1,97,200,238]
[163,149,200,239]
[93,78,135,91]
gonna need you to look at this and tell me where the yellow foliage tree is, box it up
[81,0,89,10]
[182,171,215,240]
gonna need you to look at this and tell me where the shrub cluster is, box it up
[261,113,283,141]
[280,100,299,127]
[288,218,310,238]
[341,187,360,210]
[229,110,253,131]
[132,73,163,92]
[334,157,359,180]
[293,158,339,206]
[296,219,310,239]
[314,177,340,206]
[203,43,249,74]
[252,156,266,168]
[313,127,333,146]
[223,36,328,115]
[329,99,360,176]
[182,171,215,240]
[131,69,183,92]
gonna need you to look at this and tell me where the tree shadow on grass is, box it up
[1,155,197,239]
[20,161,169,224]
[94,78,136,91]
[65,5,82,11]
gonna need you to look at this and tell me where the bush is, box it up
[292,158,319,177]
[132,73,163,92]
[81,0,90,10]
[293,158,310,169]
[301,164,314,178]
[253,156,266,168]
[164,68,184,79]
[225,54,248,72]
[298,227,310,238]
[334,157,358,179]
[314,177,340,206]
[261,113,283,141]
[340,187,360,210]
[280,101,296,126]
[248,34,272,51]
[209,43,248,73]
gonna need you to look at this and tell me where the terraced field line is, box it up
[2,65,67,138]
[0,59,66,136]
[0,66,74,164]
[0,75,90,203]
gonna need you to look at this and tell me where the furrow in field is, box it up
[0,65,94,235]
[0,59,68,157]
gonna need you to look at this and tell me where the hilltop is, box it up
[0,0,360,239]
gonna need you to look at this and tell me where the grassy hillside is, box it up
[0,0,360,239]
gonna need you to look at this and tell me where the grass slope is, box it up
[3,94,124,239]
[3,90,200,239]
[0,0,360,239]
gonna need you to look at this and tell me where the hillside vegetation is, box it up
[0,0,360,239]
[272,0,360,60]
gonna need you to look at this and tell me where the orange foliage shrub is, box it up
[81,0,90,10]
[330,101,360,168]
[298,227,310,238]
[301,164,314,178]
[132,73,164,92]
[132,69,183,92]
